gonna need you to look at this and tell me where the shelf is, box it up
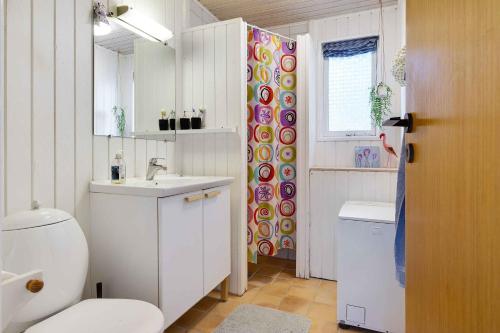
[133,127,238,139]
[310,167,398,173]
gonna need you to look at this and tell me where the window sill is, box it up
[316,135,379,142]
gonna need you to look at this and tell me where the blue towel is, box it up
[394,137,406,287]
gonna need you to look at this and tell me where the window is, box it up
[320,36,378,139]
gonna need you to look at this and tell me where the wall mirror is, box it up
[93,5,176,139]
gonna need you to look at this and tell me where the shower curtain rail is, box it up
[246,23,297,42]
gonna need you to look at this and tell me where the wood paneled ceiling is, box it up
[199,0,398,27]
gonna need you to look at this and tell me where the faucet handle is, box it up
[149,157,166,165]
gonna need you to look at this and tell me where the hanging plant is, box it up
[369,0,393,130]
[392,46,406,87]
[112,106,126,136]
[370,82,392,130]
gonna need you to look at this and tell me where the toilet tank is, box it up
[2,208,88,331]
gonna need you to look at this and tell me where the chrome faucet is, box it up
[146,158,167,180]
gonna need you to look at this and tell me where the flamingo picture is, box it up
[380,133,398,167]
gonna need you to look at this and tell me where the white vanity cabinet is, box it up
[158,187,231,325]
[90,181,231,328]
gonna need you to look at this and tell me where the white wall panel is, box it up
[32,0,55,209]
[309,6,402,169]
[179,19,246,294]
[2,0,223,302]
[309,169,397,280]
[55,0,75,214]
[214,24,227,128]
[75,0,94,238]
[5,0,31,214]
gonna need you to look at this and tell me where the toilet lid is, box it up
[25,299,165,333]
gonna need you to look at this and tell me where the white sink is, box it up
[90,175,234,197]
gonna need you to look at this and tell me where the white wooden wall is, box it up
[307,6,402,280]
[1,0,215,297]
[92,0,217,180]
[310,169,397,280]
[178,18,247,294]
[3,0,93,239]
[309,5,403,168]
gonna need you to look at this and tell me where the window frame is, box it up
[317,37,379,142]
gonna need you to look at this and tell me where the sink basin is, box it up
[90,175,234,197]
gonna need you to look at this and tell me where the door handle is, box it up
[382,113,414,133]
[204,191,221,199]
[184,193,204,203]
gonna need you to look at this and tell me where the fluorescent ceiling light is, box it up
[114,5,173,43]
[94,21,112,36]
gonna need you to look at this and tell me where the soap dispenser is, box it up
[180,110,191,130]
[169,110,176,130]
[111,151,126,184]
[159,109,168,131]
[191,108,202,129]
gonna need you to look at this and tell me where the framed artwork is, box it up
[354,146,381,168]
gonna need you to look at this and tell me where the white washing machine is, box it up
[337,201,405,333]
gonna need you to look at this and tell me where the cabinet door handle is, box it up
[204,191,221,199]
[184,193,204,203]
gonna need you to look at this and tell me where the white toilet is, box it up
[2,207,165,333]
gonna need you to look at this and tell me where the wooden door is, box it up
[406,1,499,332]
[202,186,231,294]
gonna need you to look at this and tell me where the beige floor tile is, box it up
[207,290,220,299]
[233,287,260,303]
[319,280,337,292]
[251,292,283,309]
[314,289,336,306]
[256,264,283,277]
[192,312,226,333]
[164,325,187,333]
[278,295,311,315]
[288,285,318,301]
[309,319,338,333]
[212,299,242,317]
[193,296,219,311]
[248,273,274,286]
[259,279,291,296]
[307,302,337,322]
[290,277,322,288]
[277,268,297,280]
[174,308,207,329]
[248,262,260,274]
[263,256,291,268]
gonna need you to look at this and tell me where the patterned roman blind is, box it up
[322,36,379,58]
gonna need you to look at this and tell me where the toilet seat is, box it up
[25,299,165,333]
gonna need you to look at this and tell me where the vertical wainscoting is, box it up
[307,6,402,281]
[92,136,172,180]
[309,169,397,280]
[3,0,93,239]
[178,18,247,295]
[309,5,402,168]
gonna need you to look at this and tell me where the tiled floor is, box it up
[165,256,367,333]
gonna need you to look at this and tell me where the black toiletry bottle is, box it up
[159,109,169,130]
[180,111,191,130]
[191,108,202,129]
[169,110,176,130]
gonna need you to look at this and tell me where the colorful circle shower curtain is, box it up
[247,27,297,264]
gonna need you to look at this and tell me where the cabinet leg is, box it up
[221,277,229,302]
